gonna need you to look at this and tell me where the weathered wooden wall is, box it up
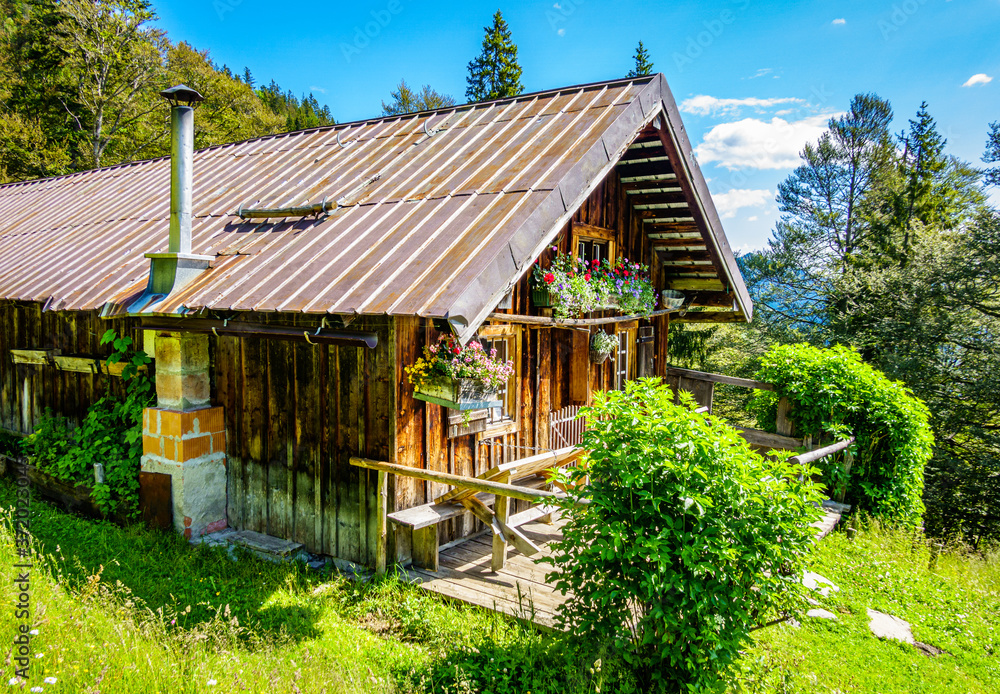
[212,314,394,565]
[391,167,671,559]
[0,301,142,434]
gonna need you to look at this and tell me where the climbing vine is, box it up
[23,330,153,517]
[750,344,933,525]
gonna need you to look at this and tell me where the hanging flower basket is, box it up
[414,377,501,411]
[590,350,611,365]
[589,330,618,364]
[406,334,514,412]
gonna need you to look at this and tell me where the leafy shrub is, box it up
[22,330,153,516]
[549,379,823,693]
[751,344,933,525]
[0,429,24,459]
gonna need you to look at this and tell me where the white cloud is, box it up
[962,73,993,87]
[695,114,832,170]
[309,86,327,94]
[832,18,846,25]
[680,95,808,117]
[557,28,566,36]
[747,215,758,222]
[712,189,773,219]
[749,68,772,79]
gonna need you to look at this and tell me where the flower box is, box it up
[531,286,553,308]
[413,377,502,411]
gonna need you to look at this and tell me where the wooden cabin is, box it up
[0,75,751,569]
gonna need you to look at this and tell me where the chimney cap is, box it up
[160,84,205,107]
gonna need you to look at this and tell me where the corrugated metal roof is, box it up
[0,74,751,339]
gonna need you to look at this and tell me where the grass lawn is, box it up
[732,520,1000,693]
[2,478,998,693]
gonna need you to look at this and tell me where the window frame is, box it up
[571,222,617,268]
[446,323,521,439]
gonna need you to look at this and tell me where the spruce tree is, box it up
[627,40,654,77]
[984,121,1000,186]
[465,10,523,102]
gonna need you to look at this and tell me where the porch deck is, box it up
[403,515,569,630]
[402,503,847,630]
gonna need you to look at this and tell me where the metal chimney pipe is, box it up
[169,103,195,254]
[124,85,213,316]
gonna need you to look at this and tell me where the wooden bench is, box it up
[383,446,585,573]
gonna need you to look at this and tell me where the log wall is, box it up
[211,314,394,565]
[0,301,142,434]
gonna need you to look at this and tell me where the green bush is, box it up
[22,330,152,516]
[549,379,823,693]
[751,344,933,525]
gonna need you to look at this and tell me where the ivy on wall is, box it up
[22,330,153,517]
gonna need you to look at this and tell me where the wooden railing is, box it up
[350,446,586,574]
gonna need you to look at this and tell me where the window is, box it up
[615,330,631,391]
[570,222,616,268]
[577,238,609,265]
[478,334,516,425]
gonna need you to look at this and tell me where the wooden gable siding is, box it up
[0,301,142,434]
[391,168,671,560]
[212,314,394,564]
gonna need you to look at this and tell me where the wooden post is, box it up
[775,397,794,437]
[375,469,388,575]
[836,448,853,504]
[492,471,511,572]
[412,526,439,572]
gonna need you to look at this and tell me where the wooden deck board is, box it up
[403,516,570,630]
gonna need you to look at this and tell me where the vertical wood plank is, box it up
[375,469,388,574]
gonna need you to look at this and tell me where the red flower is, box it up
[584,272,591,281]
[544,272,555,284]
[453,347,461,354]
[591,259,599,266]
[624,270,630,277]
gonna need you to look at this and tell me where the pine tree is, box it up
[465,10,523,102]
[627,40,654,77]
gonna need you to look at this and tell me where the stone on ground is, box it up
[867,608,915,644]
[806,608,838,621]
[803,570,840,597]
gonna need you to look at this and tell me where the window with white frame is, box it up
[615,330,631,391]
[478,334,517,425]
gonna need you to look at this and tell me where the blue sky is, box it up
[155,0,999,252]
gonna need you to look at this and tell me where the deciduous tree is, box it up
[381,79,456,116]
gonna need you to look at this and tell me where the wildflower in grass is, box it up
[9,678,20,686]
[44,678,57,685]
[35,653,43,658]
[30,688,42,693]
[29,629,38,635]
[207,680,217,686]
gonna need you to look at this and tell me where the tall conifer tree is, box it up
[465,10,523,102]
[627,40,654,77]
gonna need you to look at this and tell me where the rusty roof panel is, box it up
[0,75,752,335]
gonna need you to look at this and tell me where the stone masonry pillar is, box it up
[141,332,227,538]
